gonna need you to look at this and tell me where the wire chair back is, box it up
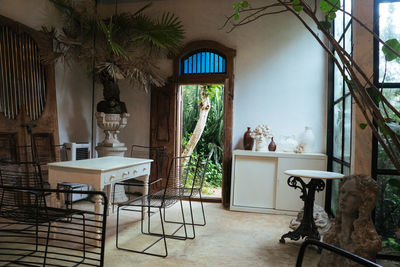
[180,155,209,197]
[0,161,48,222]
[131,145,166,175]
[161,155,192,208]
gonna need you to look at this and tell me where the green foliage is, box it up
[182,84,224,189]
[383,238,400,252]
[359,123,368,130]
[292,0,303,12]
[376,175,400,251]
[320,0,340,13]
[382,39,400,62]
[182,85,224,164]
[233,1,249,20]
[45,0,184,89]
[389,177,400,188]
[182,154,222,194]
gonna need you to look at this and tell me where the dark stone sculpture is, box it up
[96,77,127,114]
[319,175,382,267]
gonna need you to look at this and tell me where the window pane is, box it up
[333,101,343,159]
[342,165,350,176]
[379,2,400,83]
[330,161,342,216]
[377,89,400,170]
[375,174,400,257]
[334,1,344,41]
[334,58,344,100]
[344,28,352,55]
[343,96,352,163]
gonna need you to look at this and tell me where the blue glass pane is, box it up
[197,54,201,73]
[181,51,226,74]
[210,53,214,72]
[184,59,188,74]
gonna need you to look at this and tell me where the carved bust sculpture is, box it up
[97,77,127,114]
[319,175,382,267]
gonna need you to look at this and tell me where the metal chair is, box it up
[296,239,382,267]
[112,145,167,211]
[116,155,191,257]
[164,154,209,239]
[0,161,107,266]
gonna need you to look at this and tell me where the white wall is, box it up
[0,0,93,145]
[99,0,328,153]
[1,0,327,154]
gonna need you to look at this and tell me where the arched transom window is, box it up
[180,49,226,75]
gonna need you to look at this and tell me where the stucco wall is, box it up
[1,0,328,155]
[99,0,328,153]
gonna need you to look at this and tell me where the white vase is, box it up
[299,126,315,153]
[255,138,268,152]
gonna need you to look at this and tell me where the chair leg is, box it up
[158,208,168,257]
[115,206,168,257]
[82,214,86,263]
[187,197,195,239]
[43,222,51,266]
[195,191,207,226]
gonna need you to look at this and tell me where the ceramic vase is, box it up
[255,138,268,152]
[299,126,315,153]
[268,137,277,151]
[243,127,254,150]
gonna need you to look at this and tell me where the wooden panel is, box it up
[275,157,327,211]
[150,83,177,193]
[0,133,17,161]
[232,155,276,209]
[0,15,59,162]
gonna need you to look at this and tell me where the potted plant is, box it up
[43,0,184,155]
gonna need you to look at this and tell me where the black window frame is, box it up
[326,0,353,216]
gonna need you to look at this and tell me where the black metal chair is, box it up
[112,145,167,211]
[116,155,191,257]
[0,161,108,266]
[164,154,209,239]
[296,239,382,267]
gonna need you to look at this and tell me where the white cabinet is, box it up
[230,150,327,214]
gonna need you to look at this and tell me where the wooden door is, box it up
[0,15,59,177]
[150,83,178,192]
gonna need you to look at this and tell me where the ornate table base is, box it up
[279,176,325,243]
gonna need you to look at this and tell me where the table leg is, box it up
[279,177,325,243]
[142,174,150,217]
[49,179,59,239]
[94,193,103,245]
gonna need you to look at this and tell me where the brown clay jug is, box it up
[243,127,254,150]
[268,137,277,151]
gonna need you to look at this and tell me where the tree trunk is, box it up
[182,85,210,157]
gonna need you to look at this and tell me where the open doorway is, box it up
[180,84,224,200]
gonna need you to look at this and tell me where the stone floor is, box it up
[103,201,320,267]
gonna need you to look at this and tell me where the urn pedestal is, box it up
[95,112,130,157]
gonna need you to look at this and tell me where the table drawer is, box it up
[103,165,150,185]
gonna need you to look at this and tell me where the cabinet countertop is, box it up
[233,149,327,159]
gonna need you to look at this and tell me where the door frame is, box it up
[173,40,236,207]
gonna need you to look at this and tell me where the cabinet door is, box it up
[232,155,276,209]
[275,157,326,211]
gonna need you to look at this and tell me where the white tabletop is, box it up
[47,156,153,172]
[284,170,345,180]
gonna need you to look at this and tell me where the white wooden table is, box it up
[48,156,153,216]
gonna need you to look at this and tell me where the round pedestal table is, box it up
[279,169,344,244]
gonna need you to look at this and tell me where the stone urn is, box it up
[95,112,130,157]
